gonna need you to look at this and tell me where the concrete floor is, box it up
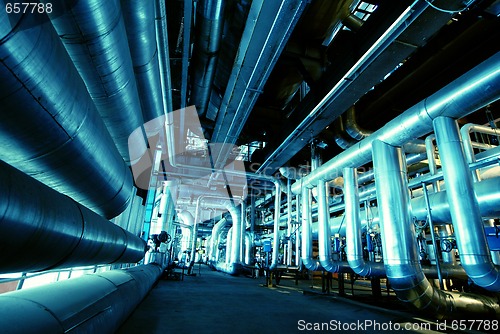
[118,265,444,334]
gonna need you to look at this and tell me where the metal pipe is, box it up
[211,0,308,168]
[425,134,441,192]
[177,211,196,270]
[372,139,500,318]
[318,178,338,272]
[0,8,134,219]
[121,0,165,124]
[461,123,500,182]
[434,116,500,291]
[228,205,242,265]
[0,160,146,274]
[421,182,444,290]
[292,52,500,194]
[209,219,226,263]
[269,181,282,270]
[190,0,225,116]
[0,264,162,333]
[46,0,145,163]
[155,0,173,114]
[300,186,322,271]
[244,232,253,265]
[344,167,385,277]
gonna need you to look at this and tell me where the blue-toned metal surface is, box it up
[0,160,146,274]
[0,8,133,218]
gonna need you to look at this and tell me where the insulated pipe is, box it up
[461,123,500,182]
[0,264,162,333]
[269,181,282,270]
[225,228,233,264]
[295,193,302,268]
[228,205,242,265]
[344,167,385,277]
[190,0,226,116]
[317,178,337,272]
[46,0,145,163]
[292,52,500,194]
[0,8,133,219]
[121,0,165,124]
[155,0,173,114]
[301,186,322,271]
[177,211,196,269]
[0,160,146,274]
[425,134,440,192]
[434,117,500,291]
[372,140,500,318]
[245,232,253,265]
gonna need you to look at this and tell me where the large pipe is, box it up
[317,179,337,272]
[292,52,500,194]
[0,264,162,333]
[0,7,133,219]
[0,159,146,274]
[190,0,225,116]
[300,186,322,271]
[46,0,145,163]
[344,167,385,277]
[229,205,242,265]
[372,139,500,318]
[177,211,196,269]
[121,0,165,124]
[434,117,500,292]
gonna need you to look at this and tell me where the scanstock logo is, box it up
[128,105,247,211]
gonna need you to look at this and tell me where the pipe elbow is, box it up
[301,257,322,271]
[465,261,500,292]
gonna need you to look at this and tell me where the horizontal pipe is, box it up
[0,264,162,333]
[46,0,145,163]
[0,8,134,218]
[0,160,146,274]
[292,52,500,194]
[121,0,165,124]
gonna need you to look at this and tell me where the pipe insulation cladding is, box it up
[0,160,146,274]
[0,7,134,219]
[0,264,162,334]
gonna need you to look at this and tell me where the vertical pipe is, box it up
[433,116,500,291]
[372,139,452,315]
[270,181,282,270]
[301,186,321,270]
[229,205,242,265]
[344,167,384,277]
[318,178,337,272]
[286,178,293,266]
[421,182,444,289]
[295,192,301,267]
[425,134,441,192]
